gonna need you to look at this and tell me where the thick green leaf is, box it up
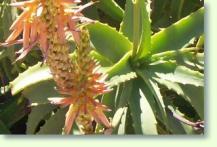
[26,104,57,134]
[147,61,204,86]
[11,62,52,95]
[141,60,204,118]
[102,80,128,118]
[136,0,152,59]
[110,81,133,134]
[139,75,199,134]
[116,81,133,108]
[153,77,204,119]
[151,7,204,54]
[137,70,168,128]
[108,72,136,88]
[120,0,151,59]
[87,22,132,63]
[82,0,99,20]
[111,107,128,134]
[117,107,128,135]
[96,0,124,22]
[37,107,67,134]
[180,85,204,119]
[136,78,163,122]
[103,66,135,114]
[128,79,158,134]
[133,78,189,134]
[128,80,143,134]
[120,0,134,41]
[151,48,204,71]
[151,47,199,62]
[112,107,126,128]
[180,52,204,70]
[138,70,166,111]
[124,108,135,134]
[23,80,61,104]
[139,88,158,135]
[156,66,203,86]
[153,77,189,101]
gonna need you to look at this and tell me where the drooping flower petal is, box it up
[5,26,23,43]
[64,104,79,134]
[30,20,38,43]
[23,21,31,49]
[15,39,37,61]
[38,23,48,54]
[15,48,30,61]
[91,110,110,128]
[0,39,23,47]
[9,9,29,30]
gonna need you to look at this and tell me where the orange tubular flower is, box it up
[2,0,111,134]
[1,0,94,61]
[48,27,112,134]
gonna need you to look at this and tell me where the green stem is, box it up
[132,0,140,57]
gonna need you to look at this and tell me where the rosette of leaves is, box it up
[1,0,204,134]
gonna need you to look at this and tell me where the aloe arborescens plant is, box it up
[0,0,204,135]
